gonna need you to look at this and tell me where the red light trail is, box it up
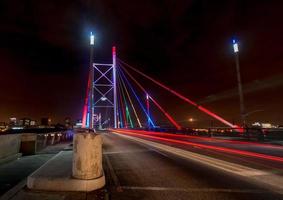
[111,129,283,163]
[119,129,283,150]
[148,96,182,130]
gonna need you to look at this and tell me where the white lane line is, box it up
[120,186,267,193]
[113,132,269,177]
[0,179,26,200]
[103,149,152,155]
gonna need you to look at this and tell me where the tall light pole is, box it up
[89,32,95,129]
[233,39,246,127]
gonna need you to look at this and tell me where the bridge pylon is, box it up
[82,46,118,129]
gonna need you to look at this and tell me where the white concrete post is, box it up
[56,133,61,143]
[50,133,55,145]
[72,133,102,180]
[43,134,48,147]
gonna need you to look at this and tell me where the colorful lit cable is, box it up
[118,69,142,128]
[118,66,156,127]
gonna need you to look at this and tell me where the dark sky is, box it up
[1,0,283,125]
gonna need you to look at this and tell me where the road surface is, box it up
[102,130,283,200]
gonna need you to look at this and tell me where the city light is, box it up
[188,118,194,122]
[233,39,239,53]
[101,96,107,101]
[90,32,94,45]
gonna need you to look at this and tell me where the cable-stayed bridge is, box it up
[81,46,241,131]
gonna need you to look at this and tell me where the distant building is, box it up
[41,118,52,126]
[9,117,17,126]
[252,122,277,128]
[30,120,37,126]
[19,118,31,127]
[74,119,82,128]
[0,122,7,132]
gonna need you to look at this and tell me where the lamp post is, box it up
[233,39,246,127]
[89,32,95,129]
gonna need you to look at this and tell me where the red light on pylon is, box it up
[112,46,116,55]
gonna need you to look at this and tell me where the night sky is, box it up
[1,1,283,126]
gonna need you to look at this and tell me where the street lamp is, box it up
[90,32,94,45]
[232,39,246,127]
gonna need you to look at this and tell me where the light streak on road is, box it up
[117,129,283,150]
[111,129,283,163]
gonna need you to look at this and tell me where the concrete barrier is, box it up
[0,134,21,164]
[20,133,37,155]
[43,134,48,147]
[55,132,62,143]
[50,133,56,145]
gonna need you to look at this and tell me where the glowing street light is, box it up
[232,39,239,53]
[232,38,246,126]
[90,32,94,45]
[188,118,194,122]
[101,96,107,101]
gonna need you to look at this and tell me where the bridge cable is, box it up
[117,70,134,128]
[117,68,143,128]
[118,63,181,130]
[118,65,156,127]
[118,58,238,129]
[117,75,128,128]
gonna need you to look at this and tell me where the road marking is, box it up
[104,154,123,192]
[0,179,26,200]
[120,186,268,193]
[103,149,152,155]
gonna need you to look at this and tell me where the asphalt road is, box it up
[102,131,283,200]
[112,129,283,172]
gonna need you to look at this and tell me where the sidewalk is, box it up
[0,142,72,197]
[0,141,107,200]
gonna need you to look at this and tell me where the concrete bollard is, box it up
[50,133,56,145]
[72,133,102,180]
[56,133,61,143]
[20,133,37,155]
[43,134,48,147]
